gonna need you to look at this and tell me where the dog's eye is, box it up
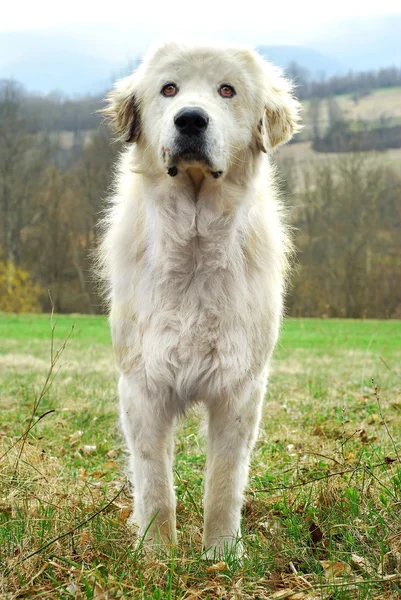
[219,84,236,99]
[161,83,178,97]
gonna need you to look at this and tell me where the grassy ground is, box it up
[1,314,401,599]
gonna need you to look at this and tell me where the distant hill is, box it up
[257,46,344,77]
[3,52,117,97]
[0,30,126,96]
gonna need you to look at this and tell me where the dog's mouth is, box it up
[163,140,222,179]
[171,136,211,166]
[173,143,212,166]
[178,151,210,164]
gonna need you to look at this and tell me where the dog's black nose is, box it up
[174,107,209,136]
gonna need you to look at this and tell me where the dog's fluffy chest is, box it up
[138,196,254,395]
[109,180,282,400]
[149,195,242,301]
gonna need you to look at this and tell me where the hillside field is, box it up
[277,141,401,188]
[276,86,401,176]
[1,314,401,598]
[300,87,401,138]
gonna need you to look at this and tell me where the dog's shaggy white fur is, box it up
[98,42,301,557]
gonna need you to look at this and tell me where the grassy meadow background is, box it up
[1,313,401,598]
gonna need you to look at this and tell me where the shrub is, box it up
[0,255,42,313]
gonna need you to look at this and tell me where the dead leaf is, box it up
[270,591,307,599]
[206,561,227,573]
[104,460,119,470]
[309,522,323,545]
[69,430,84,442]
[119,507,132,521]
[0,504,12,517]
[258,518,283,537]
[81,445,97,455]
[313,426,324,437]
[107,449,117,459]
[350,553,373,576]
[66,583,77,595]
[384,456,396,465]
[320,560,352,578]
[111,502,132,521]
[381,550,401,575]
[79,531,91,548]
[93,582,108,599]
[359,429,377,444]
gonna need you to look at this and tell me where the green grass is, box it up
[0,313,111,345]
[1,313,401,599]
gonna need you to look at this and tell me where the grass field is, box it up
[1,314,401,599]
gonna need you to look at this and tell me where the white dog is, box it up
[98,42,301,558]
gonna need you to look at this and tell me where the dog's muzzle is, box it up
[166,107,221,179]
[172,106,210,165]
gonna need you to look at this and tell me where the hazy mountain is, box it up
[0,29,137,95]
[257,46,344,77]
[3,53,117,96]
[1,14,400,96]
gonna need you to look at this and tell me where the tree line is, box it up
[0,79,400,318]
[287,64,401,100]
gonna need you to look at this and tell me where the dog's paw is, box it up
[202,537,245,561]
[126,511,139,530]
[127,515,178,556]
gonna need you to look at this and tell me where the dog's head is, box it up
[102,42,301,177]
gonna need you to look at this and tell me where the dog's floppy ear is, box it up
[101,75,141,143]
[256,65,302,152]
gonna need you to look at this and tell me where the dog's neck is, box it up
[186,166,205,196]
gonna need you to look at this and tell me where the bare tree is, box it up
[289,154,401,317]
[0,81,49,270]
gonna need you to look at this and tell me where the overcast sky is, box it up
[2,0,401,47]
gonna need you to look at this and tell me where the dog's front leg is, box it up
[119,375,177,547]
[203,381,265,558]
